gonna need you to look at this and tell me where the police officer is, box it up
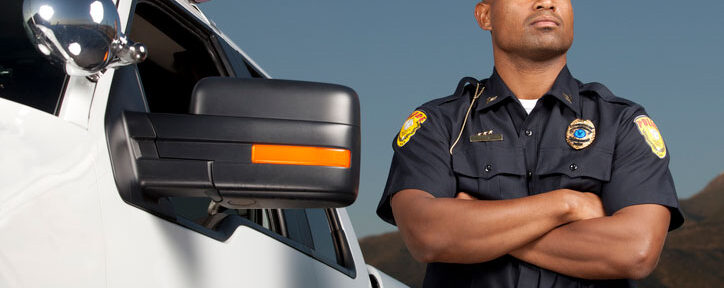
[376,0,684,287]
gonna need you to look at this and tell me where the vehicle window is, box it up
[306,208,340,264]
[170,197,272,231]
[282,209,315,248]
[129,2,225,114]
[0,0,66,115]
[281,208,347,267]
[214,38,261,78]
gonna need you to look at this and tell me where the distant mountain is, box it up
[638,173,724,288]
[679,173,724,223]
[360,173,724,288]
[359,232,426,287]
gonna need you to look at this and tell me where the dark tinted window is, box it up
[282,209,314,248]
[215,38,257,78]
[171,197,270,231]
[281,208,344,266]
[306,208,339,264]
[130,2,223,114]
[0,0,66,114]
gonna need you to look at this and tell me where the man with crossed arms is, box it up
[376,0,684,287]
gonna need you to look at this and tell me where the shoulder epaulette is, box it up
[422,76,480,107]
[423,94,459,107]
[453,77,481,98]
[580,82,635,106]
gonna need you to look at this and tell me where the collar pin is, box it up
[563,93,573,104]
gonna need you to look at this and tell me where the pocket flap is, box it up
[452,144,526,179]
[537,148,613,181]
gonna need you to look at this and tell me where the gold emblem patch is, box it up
[566,119,596,150]
[634,115,666,159]
[397,110,427,147]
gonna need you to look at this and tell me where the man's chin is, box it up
[520,38,571,61]
[522,46,570,62]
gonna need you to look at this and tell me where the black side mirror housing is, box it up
[110,77,360,209]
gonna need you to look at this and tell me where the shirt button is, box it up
[527,170,533,178]
[485,164,493,172]
[525,130,533,136]
[569,163,578,171]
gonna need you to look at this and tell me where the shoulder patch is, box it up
[633,115,667,159]
[397,110,428,147]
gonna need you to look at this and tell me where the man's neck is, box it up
[493,52,567,100]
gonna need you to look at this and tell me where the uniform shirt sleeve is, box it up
[376,108,456,225]
[601,109,684,230]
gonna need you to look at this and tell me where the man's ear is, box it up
[475,2,492,31]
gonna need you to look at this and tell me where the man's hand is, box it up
[562,191,605,221]
[455,192,476,200]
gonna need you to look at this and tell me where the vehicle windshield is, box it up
[0,0,67,115]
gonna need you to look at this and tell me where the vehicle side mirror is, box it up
[109,77,360,209]
[23,0,146,80]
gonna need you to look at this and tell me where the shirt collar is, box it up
[476,65,581,115]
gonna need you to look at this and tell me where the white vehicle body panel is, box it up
[0,98,105,287]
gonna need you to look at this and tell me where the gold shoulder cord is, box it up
[449,83,485,155]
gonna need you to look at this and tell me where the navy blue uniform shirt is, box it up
[376,66,684,288]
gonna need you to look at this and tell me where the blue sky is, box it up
[200,1,724,238]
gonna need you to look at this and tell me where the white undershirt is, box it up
[519,98,539,114]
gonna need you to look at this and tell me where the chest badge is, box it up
[566,119,596,150]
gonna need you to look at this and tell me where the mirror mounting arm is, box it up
[88,37,147,82]
[108,36,148,69]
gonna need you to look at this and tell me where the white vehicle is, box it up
[0,0,406,287]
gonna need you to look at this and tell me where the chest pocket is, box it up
[536,148,613,195]
[452,145,527,200]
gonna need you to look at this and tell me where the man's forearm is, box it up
[391,189,597,264]
[509,204,671,280]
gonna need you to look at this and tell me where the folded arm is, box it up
[390,188,604,264]
[509,203,671,280]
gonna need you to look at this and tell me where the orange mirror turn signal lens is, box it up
[251,144,351,168]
